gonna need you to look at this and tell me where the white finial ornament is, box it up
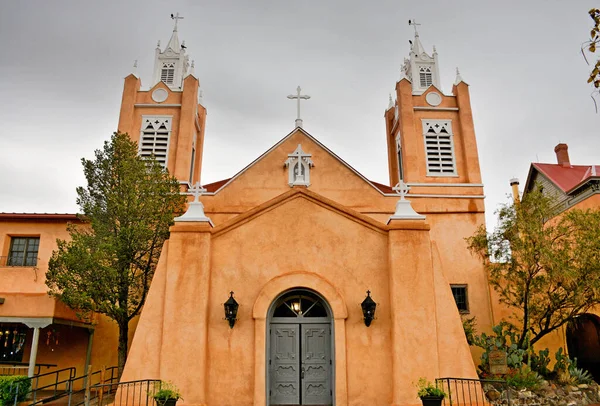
[387,180,426,223]
[156,40,161,49]
[287,86,311,128]
[132,60,139,78]
[454,67,464,85]
[388,93,394,109]
[175,182,213,225]
[198,88,204,105]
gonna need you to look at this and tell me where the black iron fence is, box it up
[81,379,162,406]
[27,366,77,405]
[436,377,511,406]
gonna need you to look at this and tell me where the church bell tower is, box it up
[117,14,206,186]
[384,22,482,189]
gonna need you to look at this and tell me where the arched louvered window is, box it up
[160,62,176,85]
[419,66,433,88]
[422,120,457,176]
[139,116,172,168]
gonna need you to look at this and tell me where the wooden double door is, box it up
[269,322,332,406]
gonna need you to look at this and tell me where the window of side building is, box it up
[451,284,469,313]
[7,236,40,266]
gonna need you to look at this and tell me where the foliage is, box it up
[0,376,31,406]
[569,366,594,385]
[416,378,446,399]
[467,187,600,351]
[506,366,543,391]
[553,348,594,385]
[471,322,526,374]
[584,8,600,109]
[553,347,572,375]
[462,316,477,346]
[530,348,551,377]
[46,132,186,375]
[154,381,182,401]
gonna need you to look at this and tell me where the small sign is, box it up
[489,350,508,375]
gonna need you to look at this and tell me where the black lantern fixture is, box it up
[224,291,239,329]
[361,290,376,327]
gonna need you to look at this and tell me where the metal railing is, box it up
[0,362,57,376]
[66,366,120,403]
[436,377,510,406]
[0,256,40,267]
[26,366,77,405]
[79,379,162,406]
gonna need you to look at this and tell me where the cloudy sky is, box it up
[1,1,598,228]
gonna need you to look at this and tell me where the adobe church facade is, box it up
[118,22,493,406]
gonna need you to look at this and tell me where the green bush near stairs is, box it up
[0,376,31,406]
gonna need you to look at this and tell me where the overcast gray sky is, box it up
[1,1,598,228]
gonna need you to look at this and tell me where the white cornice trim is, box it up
[134,104,182,107]
[414,106,459,111]
[382,193,486,199]
[408,183,483,187]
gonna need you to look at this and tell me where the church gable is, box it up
[202,128,387,216]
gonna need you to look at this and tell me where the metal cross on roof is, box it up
[287,86,311,128]
[392,180,411,200]
[408,19,421,35]
[171,12,184,31]
[186,182,207,203]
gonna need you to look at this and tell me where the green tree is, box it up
[585,8,600,109]
[46,132,186,375]
[467,187,600,350]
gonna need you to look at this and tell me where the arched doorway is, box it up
[268,289,333,406]
[566,314,600,382]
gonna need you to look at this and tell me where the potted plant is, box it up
[416,377,446,406]
[153,381,182,406]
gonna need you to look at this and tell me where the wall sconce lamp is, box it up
[224,291,239,329]
[361,290,376,327]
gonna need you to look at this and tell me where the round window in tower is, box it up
[152,88,169,103]
[425,91,442,107]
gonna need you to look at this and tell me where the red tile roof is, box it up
[203,178,231,192]
[533,163,600,193]
[369,180,394,193]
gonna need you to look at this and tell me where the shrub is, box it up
[569,367,594,385]
[462,317,477,345]
[153,381,182,401]
[471,322,526,375]
[0,376,31,406]
[530,348,551,377]
[416,378,446,399]
[506,367,543,390]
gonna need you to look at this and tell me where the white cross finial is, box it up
[409,19,421,36]
[186,182,207,203]
[171,12,184,32]
[287,86,311,128]
[392,180,411,200]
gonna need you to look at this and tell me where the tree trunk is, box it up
[117,320,129,378]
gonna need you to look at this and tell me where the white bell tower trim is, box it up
[152,13,190,90]
[284,144,314,187]
[402,20,441,95]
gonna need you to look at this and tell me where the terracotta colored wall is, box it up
[0,219,139,379]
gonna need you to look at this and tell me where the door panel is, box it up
[301,324,332,405]
[270,324,300,405]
